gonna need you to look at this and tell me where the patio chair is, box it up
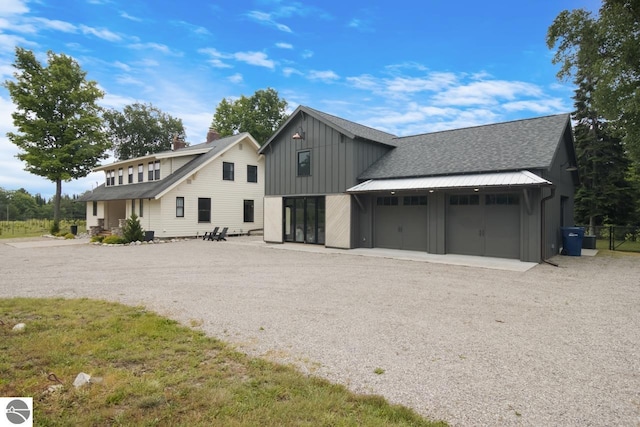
[203,227,219,241]
[214,227,228,241]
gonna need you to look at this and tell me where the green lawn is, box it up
[0,298,446,427]
[0,220,85,239]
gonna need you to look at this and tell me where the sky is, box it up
[0,0,600,200]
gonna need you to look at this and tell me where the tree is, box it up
[3,48,109,226]
[103,103,186,160]
[572,83,635,228]
[547,1,640,162]
[211,88,288,145]
[122,212,144,243]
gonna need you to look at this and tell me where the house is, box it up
[258,106,578,263]
[79,131,264,239]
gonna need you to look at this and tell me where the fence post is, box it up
[609,225,613,251]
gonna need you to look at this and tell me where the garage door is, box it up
[447,193,520,259]
[374,195,428,251]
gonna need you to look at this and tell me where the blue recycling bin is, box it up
[561,227,585,256]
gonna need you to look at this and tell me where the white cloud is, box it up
[120,11,142,22]
[32,17,77,33]
[228,73,243,84]
[0,33,33,53]
[502,99,567,114]
[172,20,211,36]
[283,67,302,77]
[246,11,292,33]
[301,50,313,59]
[234,51,275,69]
[385,72,458,94]
[128,42,178,55]
[79,25,121,42]
[0,0,28,16]
[308,70,339,81]
[276,42,293,49]
[432,80,542,106]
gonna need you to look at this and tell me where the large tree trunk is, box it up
[589,215,596,236]
[54,179,62,223]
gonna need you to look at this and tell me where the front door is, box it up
[284,197,325,244]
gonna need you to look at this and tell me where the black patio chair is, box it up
[214,227,228,241]
[203,227,219,240]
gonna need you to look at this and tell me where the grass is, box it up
[0,298,447,427]
[0,220,86,239]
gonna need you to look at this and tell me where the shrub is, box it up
[63,233,75,240]
[122,213,144,243]
[102,235,126,245]
[50,220,60,235]
[90,235,104,243]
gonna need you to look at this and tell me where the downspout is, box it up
[540,186,558,267]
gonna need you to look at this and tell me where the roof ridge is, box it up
[303,106,397,138]
[392,113,570,140]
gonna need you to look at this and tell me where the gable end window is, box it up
[138,164,144,182]
[247,165,258,183]
[154,161,160,180]
[176,197,184,217]
[297,150,311,176]
[148,162,154,181]
[128,166,133,183]
[223,162,235,181]
[118,168,123,185]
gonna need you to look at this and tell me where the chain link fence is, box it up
[580,225,640,253]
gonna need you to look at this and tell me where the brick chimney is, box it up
[206,128,220,143]
[171,134,186,151]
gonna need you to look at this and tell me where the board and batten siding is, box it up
[264,114,392,196]
[155,140,264,238]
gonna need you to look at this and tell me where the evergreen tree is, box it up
[122,213,145,243]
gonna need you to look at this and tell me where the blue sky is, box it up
[0,0,599,200]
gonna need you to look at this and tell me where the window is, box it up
[131,199,135,215]
[92,201,97,216]
[244,200,254,222]
[154,161,160,180]
[449,195,480,205]
[105,171,110,186]
[198,198,211,223]
[118,168,123,185]
[297,150,311,176]
[176,197,184,217]
[138,164,144,182]
[107,170,115,186]
[223,162,234,181]
[403,196,427,206]
[376,196,399,206]
[139,199,144,217]
[148,162,154,181]
[485,194,519,205]
[247,165,258,183]
[128,166,133,183]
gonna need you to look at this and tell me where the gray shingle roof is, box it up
[359,114,571,180]
[78,133,249,202]
[303,106,397,146]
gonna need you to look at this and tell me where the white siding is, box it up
[154,138,264,238]
[85,201,105,227]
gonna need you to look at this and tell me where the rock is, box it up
[12,323,25,332]
[73,372,91,388]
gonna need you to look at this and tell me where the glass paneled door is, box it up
[283,196,325,244]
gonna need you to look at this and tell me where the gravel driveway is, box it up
[1,236,639,426]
